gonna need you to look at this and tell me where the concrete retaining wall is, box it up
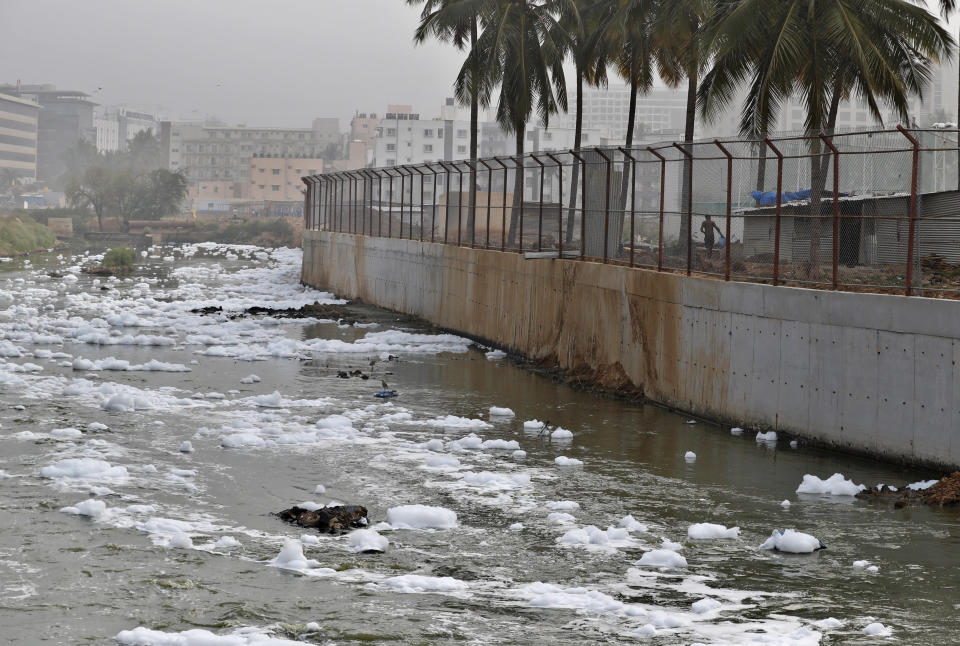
[302,230,960,468]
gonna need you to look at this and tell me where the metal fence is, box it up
[302,126,960,298]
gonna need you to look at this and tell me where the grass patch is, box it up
[0,215,56,256]
[99,246,137,274]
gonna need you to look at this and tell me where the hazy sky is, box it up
[2,1,957,129]
[0,0,468,127]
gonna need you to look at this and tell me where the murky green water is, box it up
[0,246,957,645]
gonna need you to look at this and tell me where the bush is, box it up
[102,246,137,269]
[0,215,56,255]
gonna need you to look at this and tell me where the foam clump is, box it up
[546,500,580,511]
[115,626,307,645]
[691,598,722,614]
[684,451,696,462]
[423,415,491,430]
[386,504,457,529]
[240,374,261,384]
[619,515,648,532]
[550,427,573,440]
[488,406,515,417]
[382,574,466,593]
[796,473,865,496]
[555,456,583,467]
[213,536,241,549]
[270,538,320,570]
[460,471,530,489]
[179,441,194,453]
[758,529,825,553]
[687,523,740,540]
[60,498,107,518]
[557,525,630,547]
[862,622,891,636]
[40,458,128,481]
[349,529,388,553]
[755,431,778,443]
[637,549,688,568]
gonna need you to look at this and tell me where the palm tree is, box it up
[699,0,953,274]
[410,0,488,242]
[654,0,714,263]
[934,0,958,190]
[607,0,677,212]
[557,0,611,244]
[459,0,571,247]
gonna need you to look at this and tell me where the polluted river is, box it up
[0,243,958,645]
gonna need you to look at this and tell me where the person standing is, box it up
[700,215,722,256]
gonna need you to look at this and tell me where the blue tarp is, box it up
[750,189,811,205]
[750,189,851,205]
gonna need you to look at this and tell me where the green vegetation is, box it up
[64,130,188,231]
[191,218,298,248]
[101,246,137,270]
[0,215,56,256]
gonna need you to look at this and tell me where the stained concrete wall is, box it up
[302,230,960,469]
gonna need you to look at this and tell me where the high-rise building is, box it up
[0,92,40,182]
[0,85,96,183]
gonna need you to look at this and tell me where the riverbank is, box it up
[302,230,960,470]
[0,215,56,257]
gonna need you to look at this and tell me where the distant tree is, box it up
[127,129,164,171]
[320,142,342,163]
[66,166,114,231]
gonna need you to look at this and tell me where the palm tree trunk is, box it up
[680,65,698,268]
[807,77,843,276]
[564,68,583,244]
[508,126,525,247]
[619,75,638,211]
[467,13,478,245]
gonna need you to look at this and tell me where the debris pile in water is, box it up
[276,504,368,533]
[856,472,960,508]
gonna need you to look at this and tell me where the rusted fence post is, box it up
[438,161,454,244]
[428,164,439,243]
[376,170,383,236]
[897,125,920,296]
[546,153,564,257]
[672,143,694,275]
[477,159,493,249]
[568,150,587,259]
[456,163,464,246]
[714,140,733,280]
[531,154,546,252]
[819,133,840,289]
[492,157,509,252]
[386,170,395,238]
[618,147,637,267]
[512,156,525,252]
[765,138,784,285]
[647,147,666,271]
[594,148,612,263]
[413,166,426,242]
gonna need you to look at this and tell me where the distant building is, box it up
[0,92,40,182]
[93,110,120,153]
[1,85,96,183]
[371,102,473,167]
[248,155,323,202]
[94,107,160,153]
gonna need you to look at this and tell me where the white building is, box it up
[93,106,161,153]
[371,102,474,167]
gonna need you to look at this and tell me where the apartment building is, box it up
[248,155,323,202]
[0,92,40,182]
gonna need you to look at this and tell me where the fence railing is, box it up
[302,126,960,298]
